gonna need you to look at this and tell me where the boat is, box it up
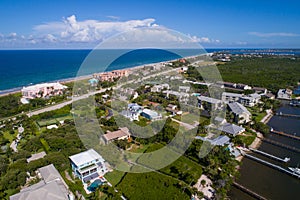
[288,167,300,175]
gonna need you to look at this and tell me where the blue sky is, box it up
[0,0,299,49]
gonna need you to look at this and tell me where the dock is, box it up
[270,129,300,141]
[262,138,300,153]
[233,182,267,200]
[243,153,300,179]
[248,148,290,163]
[276,112,300,119]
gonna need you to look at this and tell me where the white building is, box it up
[151,84,170,92]
[69,149,107,183]
[222,92,260,107]
[21,82,67,99]
[197,95,224,111]
[228,102,252,124]
[277,89,292,100]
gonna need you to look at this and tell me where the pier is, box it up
[243,153,300,179]
[270,129,300,141]
[248,148,290,163]
[262,138,300,153]
[233,182,268,200]
[276,112,300,119]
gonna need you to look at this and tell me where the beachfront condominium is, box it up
[69,149,107,183]
[93,69,129,82]
[21,82,67,99]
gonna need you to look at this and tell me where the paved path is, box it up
[171,118,198,130]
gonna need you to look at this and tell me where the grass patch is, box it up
[117,171,190,200]
[3,130,17,142]
[40,138,50,153]
[105,170,125,186]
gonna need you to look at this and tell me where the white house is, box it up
[69,149,107,183]
[21,82,67,99]
[277,89,292,100]
[228,102,252,124]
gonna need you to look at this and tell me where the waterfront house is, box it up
[228,102,252,124]
[10,164,71,200]
[141,109,162,121]
[69,149,107,183]
[218,122,245,136]
[89,78,99,87]
[222,92,260,107]
[93,69,129,82]
[102,127,131,144]
[277,89,292,100]
[195,135,230,146]
[21,82,67,100]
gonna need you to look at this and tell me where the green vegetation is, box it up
[217,57,300,93]
[117,171,191,200]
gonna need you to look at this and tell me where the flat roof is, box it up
[69,149,103,167]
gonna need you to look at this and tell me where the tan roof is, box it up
[103,127,130,142]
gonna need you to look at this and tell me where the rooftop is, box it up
[222,92,243,98]
[228,102,251,115]
[103,127,130,142]
[197,95,222,104]
[10,164,69,200]
[218,123,245,136]
[69,149,104,167]
[142,109,160,117]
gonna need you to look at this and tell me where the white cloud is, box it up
[249,32,300,37]
[0,15,216,48]
[189,35,220,44]
[34,15,157,43]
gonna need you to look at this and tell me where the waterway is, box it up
[229,104,300,200]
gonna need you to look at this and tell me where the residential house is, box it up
[228,102,252,124]
[102,127,131,144]
[93,69,129,82]
[163,90,190,102]
[21,82,67,100]
[165,104,182,115]
[197,95,224,111]
[195,135,230,146]
[277,89,292,100]
[141,109,162,121]
[69,149,107,183]
[222,92,260,107]
[120,103,143,121]
[179,86,190,93]
[10,164,71,200]
[218,123,245,136]
[151,84,170,92]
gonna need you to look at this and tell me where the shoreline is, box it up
[0,54,200,98]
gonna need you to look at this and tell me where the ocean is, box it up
[0,48,299,93]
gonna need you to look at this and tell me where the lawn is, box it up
[116,171,190,200]
[105,170,125,186]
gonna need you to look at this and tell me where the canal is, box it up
[229,104,300,200]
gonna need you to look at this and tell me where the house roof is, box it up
[10,181,69,200]
[10,164,69,200]
[218,123,245,136]
[69,149,103,167]
[38,164,62,183]
[197,95,222,104]
[27,151,46,163]
[222,92,242,98]
[103,127,130,142]
[142,109,160,117]
[228,102,251,115]
[211,135,230,146]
